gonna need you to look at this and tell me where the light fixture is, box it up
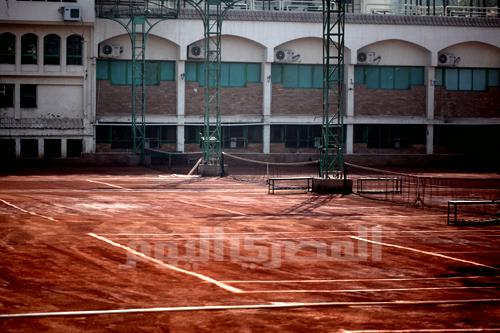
[266,74,271,83]
[180,73,185,80]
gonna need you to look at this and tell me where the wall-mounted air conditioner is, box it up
[357,51,381,65]
[438,53,459,67]
[188,44,204,59]
[99,44,123,58]
[63,6,81,21]
[274,49,301,63]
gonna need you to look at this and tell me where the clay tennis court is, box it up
[0,167,499,332]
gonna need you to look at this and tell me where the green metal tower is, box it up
[320,0,346,179]
[96,1,179,163]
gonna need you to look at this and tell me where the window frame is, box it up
[66,34,83,66]
[21,33,38,65]
[0,84,15,108]
[43,34,61,65]
[20,84,37,108]
[0,32,16,64]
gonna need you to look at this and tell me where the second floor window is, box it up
[67,34,83,65]
[21,33,38,65]
[44,34,60,65]
[0,32,16,64]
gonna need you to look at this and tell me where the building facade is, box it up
[1,1,499,161]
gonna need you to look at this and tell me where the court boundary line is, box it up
[219,276,499,283]
[177,199,246,216]
[86,179,129,190]
[87,233,242,294]
[1,298,498,319]
[240,286,496,293]
[0,199,57,221]
[342,329,500,333]
[351,236,497,269]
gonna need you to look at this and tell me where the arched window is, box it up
[66,34,83,65]
[44,34,60,65]
[0,32,16,64]
[21,33,38,65]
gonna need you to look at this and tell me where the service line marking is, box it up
[240,286,497,293]
[87,233,242,294]
[342,329,500,333]
[220,276,499,283]
[0,199,57,221]
[1,299,499,319]
[86,179,129,190]
[176,199,246,216]
[351,236,497,270]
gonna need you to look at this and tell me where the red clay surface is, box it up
[0,167,498,332]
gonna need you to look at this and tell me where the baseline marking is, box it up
[240,286,497,293]
[86,179,129,190]
[342,329,500,333]
[87,233,242,294]
[351,236,497,270]
[177,199,246,216]
[0,199,57,221]
[220,276,498,283]
[1,299,498,319]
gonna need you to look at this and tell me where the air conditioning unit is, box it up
[188,44,204,59]
[357,52,381,65]
[63,6,81,21]
[274,49,301,63]
[230,137,238,148]
[438,53,458,67]
[99,44,123,58]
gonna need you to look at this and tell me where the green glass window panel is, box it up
[160,61,175,81]
[435,68,443,86]
[283,65,299,88]
[96,60,109,80]
[410,67,424,85]
[185,62,197,81]
[229,63,245,87]
[197,63,206,86]
[394,67,410,89]
[488,69,499,86]
[110,61,128,85]
[271,64,282,84]
[312,65,323,88]
[145,62,159,85]
[247,63,261,83]
[328,65,341,83]
[354,66,364,84]
[472,69,487,91]
[126,62,144,85]
[380,67,394,89]
[298,65,313,88]
[459,68,472,91]
[365,66,380,89]
[445,68,458,90]
[218,63,229,87]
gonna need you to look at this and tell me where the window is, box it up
[0,84,15,108]
[66,34,83,65]
[105,60,174,85]
[354,66,424,90]
[272,64,324,88]
[439,68,497,91]
[44,34,60,65]
[186,62,261,88]
[20,84,37,108]
[67,139,82,157]
[0,32,16,64]
[20,139,38,158]
[21,33,38,65]
[271,125,321,148]
[185,125,203,144]
[355,125,425,149]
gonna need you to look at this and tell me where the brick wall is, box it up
[355,85,426,117]
[272,85,323,116]
[434,87,500,118]
[185,83,263,116]
[353,143,426,154]
[96,80,177,116]
[270,143,317,154]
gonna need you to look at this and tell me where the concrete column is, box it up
[176,60,185,152]
[37,138,44,158]
[82,137,93,154]
[15,33,21,68]
[61,138,67,158]
[346,124,354,154]
[177,125,185,152]
[346,64,355,117]
[14,83,20,118]
[60,35,67,71]
[262,62,272,154]
[38,35,44,71]
[15,138,21,158]
[426,66,435,121]
[426,124,434,155]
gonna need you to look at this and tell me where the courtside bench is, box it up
[267,177,313,194]
[447,200,500,225]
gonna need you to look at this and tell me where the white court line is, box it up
[86,179,129,190]
[241,286,497,294]
[0,199,57,221]
[177,199,246,216]
[343,329,500,333]
[220,276,499,283]
[1,298,498,319]
[87,233,242,294]
[351,236,497,270]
